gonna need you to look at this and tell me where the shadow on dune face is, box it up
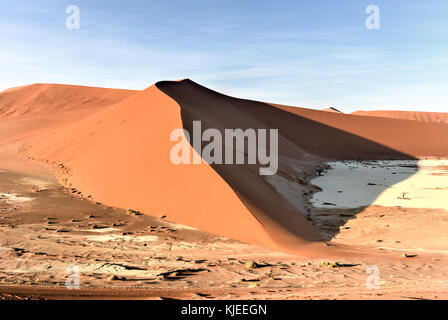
[156,79,418,248]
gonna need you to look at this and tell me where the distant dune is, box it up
[352,110,448,124]
[322,107,343,113]
[1,79,447,254]
[0,83,137,120]
[269,102,448,158]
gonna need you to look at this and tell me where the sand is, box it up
[0,79,447,299]
[1,164,448,300]
[2,80,443,254]
[0,83,137,120]
[22,84,275,248]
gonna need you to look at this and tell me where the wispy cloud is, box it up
[0,0,447,112]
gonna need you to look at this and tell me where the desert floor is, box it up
[1,149,448,300]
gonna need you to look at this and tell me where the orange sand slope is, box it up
[1,80,447,254]
[0,83,137,120]
[352,110,448,124]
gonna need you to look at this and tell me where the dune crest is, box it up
[322,107,343,113]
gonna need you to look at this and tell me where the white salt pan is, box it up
[311,160,448,210]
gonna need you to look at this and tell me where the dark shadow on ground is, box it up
[157,79,418,248]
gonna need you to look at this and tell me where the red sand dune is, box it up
[1,80,447,254]
[352,110,448,124]
[23,84,277,248]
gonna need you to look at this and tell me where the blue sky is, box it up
[0,0,447,112]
